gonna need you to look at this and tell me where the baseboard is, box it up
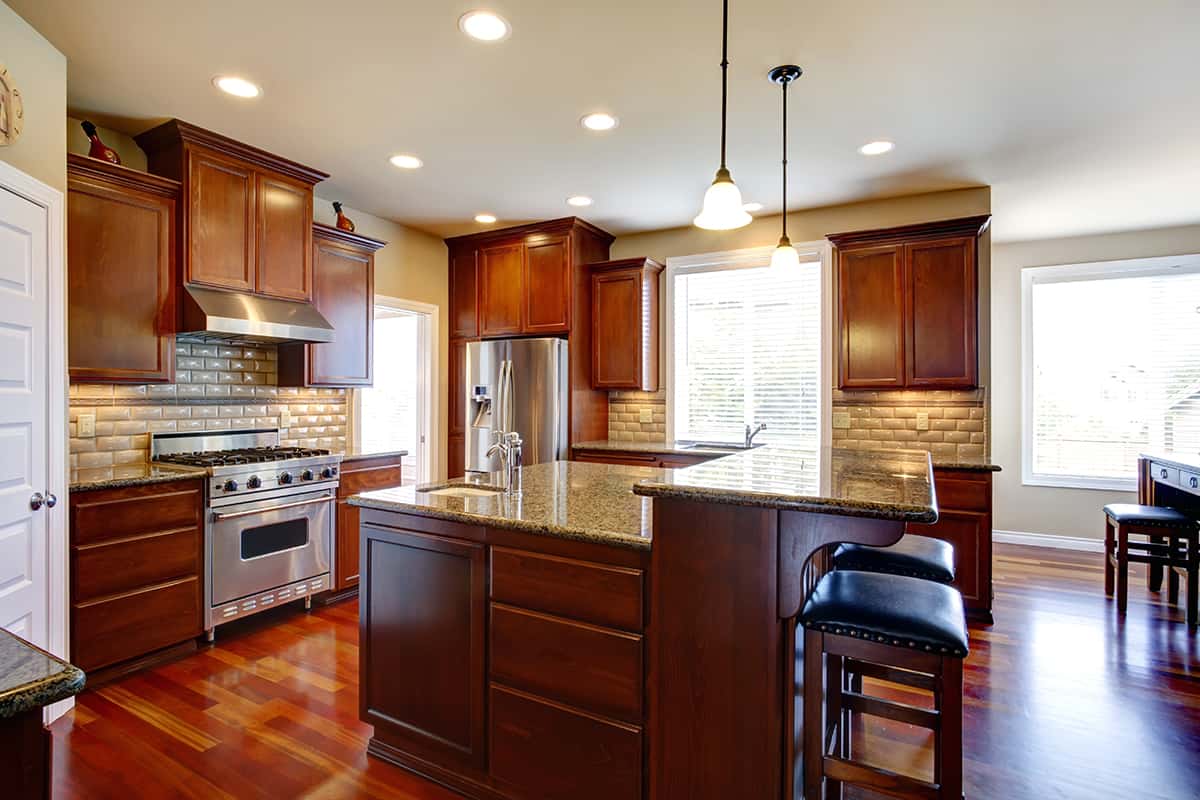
[993,530,1105,553]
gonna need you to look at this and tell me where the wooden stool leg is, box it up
[804,629,825,800]
[935,657,964,800]
[1149,533,1165,592]
[1104,517,1115,597]
[1116,523,1130,615]
[824,653,843,800]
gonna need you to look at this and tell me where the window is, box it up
[1022,254,1200,490]
[667,245,825,487]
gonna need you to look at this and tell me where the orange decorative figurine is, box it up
[333,201,355,232]
[81,120,120,164]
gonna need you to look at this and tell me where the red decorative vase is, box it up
[80,120,120,165]
[333,201,355,232]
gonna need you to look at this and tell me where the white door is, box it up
[0,182,52,652]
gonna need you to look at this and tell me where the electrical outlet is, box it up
[832,411,851,430]
[639,408,653,424]
[916,412,930,431]
[77,413,96,438]
[280,408,292,428]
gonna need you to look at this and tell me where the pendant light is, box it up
[768,65,802,268]
[693,0,752,230]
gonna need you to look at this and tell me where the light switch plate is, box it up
[639,408,653,424]
[77,413,96,438]
[832,411,851,430]
[916,412,930,431]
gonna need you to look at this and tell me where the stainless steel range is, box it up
[151,429,342,638]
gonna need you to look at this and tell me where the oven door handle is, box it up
[211,495,335,522]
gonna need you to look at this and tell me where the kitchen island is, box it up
[350,447,936,800]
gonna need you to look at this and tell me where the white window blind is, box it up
[1024,255,1200,490]
[670,249,822,483]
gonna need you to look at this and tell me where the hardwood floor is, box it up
[51,544,1200,799]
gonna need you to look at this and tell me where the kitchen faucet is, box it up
[745,422,767,449]
[487,430,523,494]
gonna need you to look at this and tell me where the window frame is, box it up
[664,241,832,455]
[1020,253,1200,491]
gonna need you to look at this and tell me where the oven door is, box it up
[210,487,334,607]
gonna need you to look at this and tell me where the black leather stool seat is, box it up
[1103,503,1195,528]
[801,571,969,658]
[832,534,955,583]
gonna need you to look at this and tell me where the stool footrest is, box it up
[843,690,940,728]
[844,658,937,691]
[823,755,941,800]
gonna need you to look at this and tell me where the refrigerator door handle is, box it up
[502,358,515,435]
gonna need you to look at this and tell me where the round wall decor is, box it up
[0,63,24,146]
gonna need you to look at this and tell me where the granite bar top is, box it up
[932,456,1001,472]
[69,466,205,493]
[1142,451,1200,473]
[0,629,85,719]
[350,461,663,551]
[340,447,409,462]
[633,445,938,522]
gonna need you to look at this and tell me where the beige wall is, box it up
[313,198,449,476]
[991,223,1200,541]
[0,1,66,192]
[66,115,146,170]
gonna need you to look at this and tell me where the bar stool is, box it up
[1104,503,1199,628]
[800,570,968,800]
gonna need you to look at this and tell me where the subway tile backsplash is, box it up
[69,338,347,484]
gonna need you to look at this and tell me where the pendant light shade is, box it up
[768,64,802,267]
[693,0,752,231]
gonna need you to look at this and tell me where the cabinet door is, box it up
[67,175,174,383]
[523,235,571,333]
[592,268,644,389]
[838,244,905,388]
[447,434,466,479]
[255,172,313,301]
[186,146,255,291]
[479,243,524,336]
[307,239,373,386]
[904,237,977,388]
[360,524,486,770]
[908,509,988,614]
[449,339,468,437]
[449,246,479,339]
[335,500,360,591]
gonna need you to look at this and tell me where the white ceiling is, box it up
[11,0,1200,242]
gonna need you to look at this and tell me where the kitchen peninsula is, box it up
[350,446,937,800]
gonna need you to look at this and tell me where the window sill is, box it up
[1021,474,1137,493]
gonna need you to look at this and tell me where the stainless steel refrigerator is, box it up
[464,338,569,475]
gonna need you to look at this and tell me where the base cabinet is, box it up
[332,453,404,594]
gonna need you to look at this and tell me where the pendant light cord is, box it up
[719,0,729,170]
[781,73,788,237]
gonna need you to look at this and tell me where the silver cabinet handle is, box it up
[30,492,44,511]
[211,495,334,522]
[45,492,57,509]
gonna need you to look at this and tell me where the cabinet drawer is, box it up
[490,684,642,800]
[573,450,658,467]
[491,547,643,631]
[1180,470,1200,494]
[1152,463,1180,487]
[933,476,990,511]
[338,462,404,497]
[72,576,202,672]
[491,604,642,723]
[73,527,201,604]
[71,483,203,546]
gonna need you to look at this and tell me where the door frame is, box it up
[350,294,440,484]
[0,159,69,721]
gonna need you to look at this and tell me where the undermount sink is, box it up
[424,485,503,498]
[679,441,760,451]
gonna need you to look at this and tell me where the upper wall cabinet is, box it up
[278,224,386,387]
[136,119,326,301]
[829,215,990,390]
[449,245,479,339]
[590,258,663,391]
[67,154,179,383]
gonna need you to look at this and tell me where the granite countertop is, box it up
[933,455,1002,472]
[0,629,85,719]
[69,466,206,493]
[1141,451,1200,472]
[633,445,938,522]
[350,461,664,550]
[340,447,409,462]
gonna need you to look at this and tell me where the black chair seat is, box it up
[1103,504,1195,528]
[832,535,955,584]
[800,571,969,658]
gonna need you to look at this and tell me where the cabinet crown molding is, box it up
[314,222,387,252]
[444,216,614,248]
[67,152,180,198]
[827,214,991,248]
[588,257,664,274]
[135,119,330,185]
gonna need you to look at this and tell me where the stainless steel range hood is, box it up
[179,286,335,343]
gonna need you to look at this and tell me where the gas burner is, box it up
[154,445,331,468]
[150,429,342,497]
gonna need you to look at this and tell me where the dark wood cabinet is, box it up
[360,521,488,771]
[137,118,328,302]
[69,479,205,678]
[449,338,470,438]
[572,447,721,470]
[590,258,663,391]
[67,154,178,383]
[523,235,571,333]
[278,224,384,387]
[829,215,989,390]
[479,243,525,336]
[330,453,404,596]
[448,434,466,479]
[449,245,479,338]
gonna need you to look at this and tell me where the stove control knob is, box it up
[222,479,239,493]
[246,475,262,490]
[301,469,315,482]
[320,467,335,480]
[278,472,294,485]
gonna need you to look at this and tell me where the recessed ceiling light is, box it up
[858,140,895,156]
[213,75,261,98]
[580,113,619,132]
[389,154,423,169]
[459,10,511,41]
[474,213,497,224]
[566,195,593,207]
[742,202,764,212]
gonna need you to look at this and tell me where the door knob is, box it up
[45,492,57,509]
[30,492,45,511]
